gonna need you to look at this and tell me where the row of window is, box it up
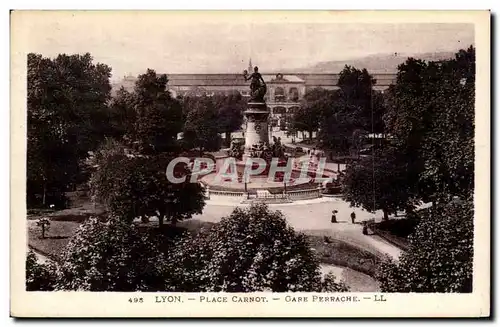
[273,87,300,102]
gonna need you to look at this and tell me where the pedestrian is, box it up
[331,210,337,223]
[350,211,356,224]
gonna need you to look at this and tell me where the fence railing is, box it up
[207,189,245,198]
[287,187,322,200]
[202,182,323,202]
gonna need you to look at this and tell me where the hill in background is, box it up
[278,51,457,74]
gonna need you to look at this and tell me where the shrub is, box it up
[376,200,473,292]
[56,217,172,291]
[170,204,348,292]
[26,250,57,291]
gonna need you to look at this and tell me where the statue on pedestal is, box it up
[243,66,267,103]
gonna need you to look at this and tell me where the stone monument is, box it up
[242,66,269,156]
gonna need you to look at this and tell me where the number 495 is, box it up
[128,297,143,303]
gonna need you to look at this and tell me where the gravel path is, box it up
[319,264,381,292]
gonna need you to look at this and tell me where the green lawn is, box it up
[306,234,381,278]
[341,267,380,292]
[27,202,106,222]
[27,216,215,261]
[27,220,80,261]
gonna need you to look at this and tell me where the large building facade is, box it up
[113,71,396,128]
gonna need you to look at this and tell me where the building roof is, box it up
[166,74,245,87]
[112,72,396,95]
[264,74,304,83]
[155,74,305,86]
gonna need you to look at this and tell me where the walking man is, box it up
[350,211,356,224]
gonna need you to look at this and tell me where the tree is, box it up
[337,65,385,133]
[317,97,363,156]
[351,129,368,157]
[56,217,173,291]
[170,204,348,292]
[291,88,330,140]
[130,69,184,154]
[183,96,222,155]
[342,147,417,220]
[107,87,136,140]
[285,119,298,141]
[90,149,205,228]
[301,84,370,156]
[88,138,130,206]
[384,46,475,203]
[27,53,112,207]
[291,106,319,141]
[419,49,475,200]
[377,200,473,292]
[213,91,245,147]
[338,65,375,106]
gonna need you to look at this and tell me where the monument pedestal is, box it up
[243,102,270,157]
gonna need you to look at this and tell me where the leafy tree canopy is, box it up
[170,204,349,292]
[27,52,112,206]
[291,88,334,140]
[384,46,475,202]
[183,96,222,154]
[213,92,245,146]
[128,69,184,154]
[342,147,418,220]
[377,200,473,293]
[337,65,385,133]
[90,146,205,227]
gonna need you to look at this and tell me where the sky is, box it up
[17,11,475,81]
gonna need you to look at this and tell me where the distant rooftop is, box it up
[112,72,397,96]
[117,72,395,87]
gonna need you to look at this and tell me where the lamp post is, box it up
[269,116,273,141]
[370,78,376,220]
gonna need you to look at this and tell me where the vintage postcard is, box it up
[10,10,490,318]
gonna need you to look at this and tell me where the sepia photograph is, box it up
[10,10,490,317]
